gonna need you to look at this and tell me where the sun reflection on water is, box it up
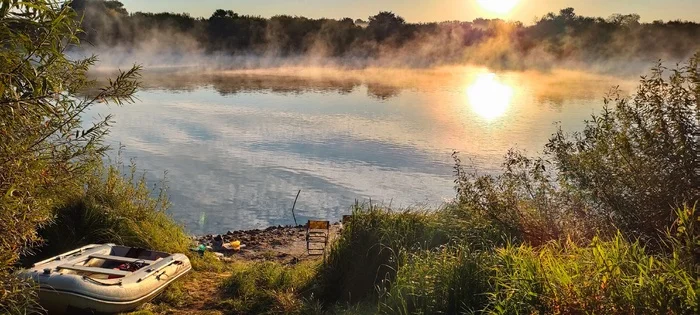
[466,73,514,121]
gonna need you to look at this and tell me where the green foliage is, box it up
[0,272,41,315]
[0,0,140,311]
[1,0,83,268]
[664,204,698,277]
[335,206,698,315]
[546,54,699,243]
[379,245,494,314]
[488,230,697,314]
[219,260,320,314]
[34,162,190,260]
[452,150,600,246]
[317,204,449,303]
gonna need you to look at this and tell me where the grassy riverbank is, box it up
[121,203,697,315]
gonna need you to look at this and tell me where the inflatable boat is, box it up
[20,244,191,314]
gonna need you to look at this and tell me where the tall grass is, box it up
[219,260,321,314]
[0,273,41,315]
[324,205,697,314]
[317,203,449,303]
[208,204,693,314]
[32,162,191,262]
[488,223,697,313]
[379,245,494,314]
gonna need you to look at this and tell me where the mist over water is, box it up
[83,66,636,234]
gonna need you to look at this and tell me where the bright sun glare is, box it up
[466,73,514,121]
[476,0,519,15]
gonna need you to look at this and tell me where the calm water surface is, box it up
[85,67,634,234]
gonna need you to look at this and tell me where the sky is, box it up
[118,0,700,24]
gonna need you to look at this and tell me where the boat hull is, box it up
[37,264,189,314]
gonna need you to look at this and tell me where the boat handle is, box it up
[137,260,182,283]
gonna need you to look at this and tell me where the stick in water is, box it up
[291,190,301,226]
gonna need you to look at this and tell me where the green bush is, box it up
[321,57,699,314]
[452,150,601,246]
[546,55,699,244]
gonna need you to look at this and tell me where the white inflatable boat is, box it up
[20,244,191,314]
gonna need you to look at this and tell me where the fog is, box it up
[70,1,699,78]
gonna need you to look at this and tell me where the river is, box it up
[84,66,635,234]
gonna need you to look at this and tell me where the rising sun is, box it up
[476,0,519,14]
[466,73,514,121]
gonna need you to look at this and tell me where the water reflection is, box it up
[85,68,634,234]
[466,73,514,121]
[129,72,403,100]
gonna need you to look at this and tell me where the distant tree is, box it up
[70,0,131,45]
[211,9,237,19]
[559,7,576,21]
[103,0,127,15]
[207,9,260,51]
[131,12,198,32]
[315,18,362,56]
[70,0,128,15]
[607,13,641,27]
[367,11,406,42]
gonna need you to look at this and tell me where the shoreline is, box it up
[193,223,342,263]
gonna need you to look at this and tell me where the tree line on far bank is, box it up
[71,0,700,67]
